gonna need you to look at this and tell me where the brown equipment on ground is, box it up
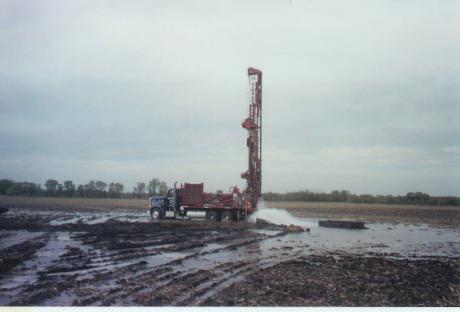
[318,220,366,229]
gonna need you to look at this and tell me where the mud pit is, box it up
[0,208,459,306]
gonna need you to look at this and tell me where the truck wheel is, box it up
[221,211,234,222]
[205,211,218,222]
[150,207,162,220]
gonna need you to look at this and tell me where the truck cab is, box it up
[149,187,178,219]
[149,196,171,219]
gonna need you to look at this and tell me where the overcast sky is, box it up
[0,0,459,195]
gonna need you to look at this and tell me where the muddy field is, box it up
[0,198,459,306]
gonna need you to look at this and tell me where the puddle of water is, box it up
[48,211,150,225]
[195,242,226,254]
[257,218,460,259]
[41,290,78,306]
[49,209,207,224]
[111,215,150,223]
[142,250,195,268]
[249,228,283,236]
[50,216,82,225]
[250,206,317,230]
[0,230,44,251]
[0,231,79,305]
[245,205,459,259]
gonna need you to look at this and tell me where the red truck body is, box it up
[179,183,241,209]
[176,183,245,221]
[181,183,204,206]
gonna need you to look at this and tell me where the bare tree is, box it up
[109,182,124,198]
[95,181,107,192]
[158,182,168,196]
[115,183,124,195]
[63,180,75,197]
[148,178,160,196]
[133,182,146,198]
[77,184,85,197]
[45,179,59,195]
[0,179,14,195]
[86,180,96,197]
[95,181,107,197]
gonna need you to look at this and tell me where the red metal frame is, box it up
[175,68,263,218]
[241,67,263,215]
[179,183,241,209]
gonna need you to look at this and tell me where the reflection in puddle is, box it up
[48,212,150,225]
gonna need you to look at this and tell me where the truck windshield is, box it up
[152,198,166,207]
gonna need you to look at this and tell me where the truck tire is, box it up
[205,210,219,222]
[150,207,162,220]
[221,211,234,222]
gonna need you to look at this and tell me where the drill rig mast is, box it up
[241,67,263,215]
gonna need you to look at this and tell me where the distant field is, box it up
[0,196,458,226]
[266,201,460,226]
[0,196,148,212]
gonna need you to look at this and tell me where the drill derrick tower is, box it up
[147,68,264,222]
[241,67,263,215]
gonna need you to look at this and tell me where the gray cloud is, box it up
[0,0,459,195]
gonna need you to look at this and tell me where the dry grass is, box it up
[265,200,458,211]
[0,195,148,212]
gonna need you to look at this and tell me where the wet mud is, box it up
[204,254,460,306]
[0,208,459,306]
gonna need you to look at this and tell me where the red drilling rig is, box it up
[241,67,263,215]
[149,67,263,222]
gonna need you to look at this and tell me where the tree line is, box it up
[262,190,460,206]
[0,178,458,206]
[0,178,169,199]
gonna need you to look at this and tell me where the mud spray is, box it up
[248,201,316,229]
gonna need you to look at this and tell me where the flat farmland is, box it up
[265,201,460,226]
[0,196,148,212]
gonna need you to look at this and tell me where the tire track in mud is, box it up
[102,231,292,305]
[0,231,83,305]
[169,233,306,306]
[62,231,277,305]
[0,235,49,278]
[12,210,435,306]
[1,210,293,306]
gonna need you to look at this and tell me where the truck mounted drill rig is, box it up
[149,67,263,222]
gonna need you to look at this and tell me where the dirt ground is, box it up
[0,197,459,306]
[204,254,459,306]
